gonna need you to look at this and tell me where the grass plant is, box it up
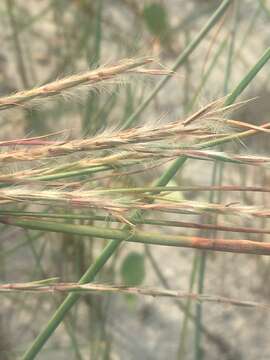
[1,1,270,360]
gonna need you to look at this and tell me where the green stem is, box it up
[187,39,227,112]
[225,46,270,106]
[195,6,240,355]
[177,253,199,359]
[3,218,270,255]
[6,0,30,88]
[195,160,219,360]
[122,0,233,129]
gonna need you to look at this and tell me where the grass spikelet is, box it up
[1,186,270,220]
[0,57,170,111]
[0,98,266,167]
[0,98,269,188]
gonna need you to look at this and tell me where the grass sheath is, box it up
[1,217,270,256]
[1,210,270,235]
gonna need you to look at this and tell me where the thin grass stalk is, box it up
[187,39,227,112]
[1,281,269,310]
[2,210,270,236]
[122,0,233,129]
[225,46,270,106]
[2,118,269,185]
[260,0,270,19]
[195,6,241,355]
[2,217,270,256]
[177,253,199,359]
[236,3,261,58]
[144,246,238,358]
[4,139,270,165]
[1,184,270,204]
[82,0,102,136]
[6,0,30,88]
[25,231,83,360]
[3,188,270,219]
[1,147,270,187]
[195,162,219,360]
